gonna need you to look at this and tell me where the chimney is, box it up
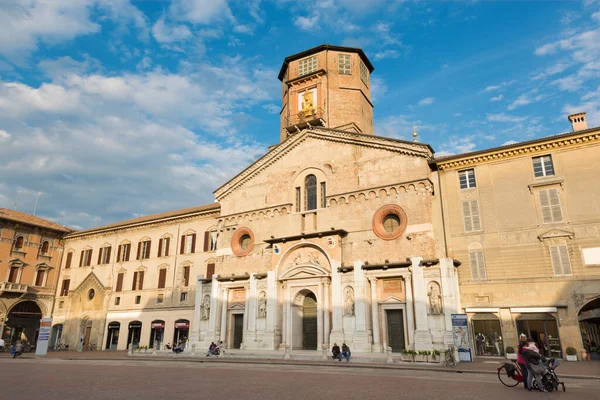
[568,112,588,132]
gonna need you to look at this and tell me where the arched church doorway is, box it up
[579,297,600,360]
[292,291,318,350]
[2,301,42,347]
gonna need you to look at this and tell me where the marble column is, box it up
[330,259,344,346]
[207,276,219,341]
[241,283,250,349]
[411,257,433,351]
[265,271,278,349]
[370,277,381,352]
[440,258,459,345]
[352,260,370,352]
[219,288,229,344]
[189,274,204,348]
[404,273,415,348]
[317,280,323,349]
[322,278,330,347]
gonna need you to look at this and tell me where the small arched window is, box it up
[14,236,24,251]
[41,241,50,255]
[305,174,317,211]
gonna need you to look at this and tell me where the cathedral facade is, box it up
[51,45,600,360]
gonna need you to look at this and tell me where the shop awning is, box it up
[151,322,165,329]
[175,321,190,328]
[516,313,555,321]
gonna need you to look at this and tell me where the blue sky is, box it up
[1,0,599,229]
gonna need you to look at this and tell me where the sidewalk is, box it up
[3,350,599,380]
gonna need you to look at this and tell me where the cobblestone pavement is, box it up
[0,358,599,400]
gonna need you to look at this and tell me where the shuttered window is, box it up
[469,251,487,280]
[462,200,482,232]
[116,273,124,292]
[338,54,351,75]
[158,269,167,289]
[60,279,70,296]
[183,266,190,287]
[65,252,73,269]
[80,249,92,267]
[8,266,19,283]
[35,270,45,286]
[538,189,563,224]
[550,245,572,276]
[117,243,131,262]
[132,271,145,290]
[138,271,144,290]
[98,246,111,265]
[132,271,138,291]
[180,234,196,254]
[137,240,151,260]
[459,169,476,189]
[206,263,215,280]
[203,231,210,252]
[158,237,170,257]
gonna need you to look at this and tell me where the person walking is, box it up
[522,339,547,392]
[516,334,529,390]
[339,343,351,362]
[12,340,23,359]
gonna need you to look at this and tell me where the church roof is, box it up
[0,208,72,233]
[278,44,375,81]
[214,126,433,200]
[65,203,220,238]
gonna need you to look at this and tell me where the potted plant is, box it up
[566,347,578,361]
[431,349,441,363]
[505,346,517,360]
[401,349,412,362]
[418,350,431,363]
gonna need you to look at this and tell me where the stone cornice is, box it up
[435,129,600,171]
[327,178,434,207]
[219,204,293,226]
[214,128,432,201]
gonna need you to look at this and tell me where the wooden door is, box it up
[302,294,318,350]
[387,310,405,353]
[233,314,244,349]
[84,326,92,346]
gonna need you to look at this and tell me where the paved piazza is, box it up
[1,359,598,399]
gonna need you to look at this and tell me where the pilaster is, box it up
[352,260,370,352]
[189,274,204,348]
[411,256,433,351]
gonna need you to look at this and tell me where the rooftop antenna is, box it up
[14,190,23,211]
[33,192,44,215]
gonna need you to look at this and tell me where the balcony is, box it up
[284,107,326,133]
[0,281,28,294]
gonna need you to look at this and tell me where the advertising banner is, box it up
[35,318,53,356]
[451,314,472,362]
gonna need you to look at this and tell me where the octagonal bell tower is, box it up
[278,44,375,142]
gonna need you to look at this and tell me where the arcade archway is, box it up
[2,301,42,347]
[579,297,600,360]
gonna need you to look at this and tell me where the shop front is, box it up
[173,319,189,347]
[515,312,562,359]
[150,320,165,349]
[471,313,504,357]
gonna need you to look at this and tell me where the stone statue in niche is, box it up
[343,286,355,317]
[201,295,210,320]
[427,282,442,315]
[258,291,267,318]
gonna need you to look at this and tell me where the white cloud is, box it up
[484,85,500,92]
[502,140,519,146]
[490,94,503,102]
[0,55,281,228]
[152,18,192,44]
[169,0,232,24]
[0,0,148,60]
[551,75,584,92]
[370,77,387,102]
[532,62,572,80]
[507,90,546,111]
[262,104,280,114]
[374,49,400,61]
[295,13,320,30]
[486,113,528,123]
[418,97,435,106]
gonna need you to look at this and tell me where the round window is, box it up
[372,204,408,240]
[88,288,95,300]
[240,234,252,250]
[383,214,401,233]
[231,227,255,257]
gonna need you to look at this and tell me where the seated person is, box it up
[206,342,217,357]
[339,343,351,362]
[173,342,184,354]
[332,343,340,360]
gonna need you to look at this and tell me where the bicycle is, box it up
[84,343,97,351]
[445,345,457,367]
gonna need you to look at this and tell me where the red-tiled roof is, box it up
[0,208,73,233]
[65,203,221,237]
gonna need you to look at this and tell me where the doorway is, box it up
[516,314,561,359]
[302,293,318,350]
[578,297,600,361]
[150,320,165,348]
[127,321,142,349]
[233,314,244,349]
[2,301,43,346]
[105,322,120,350]
[386,309,405,353]
[173,319,189,348]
